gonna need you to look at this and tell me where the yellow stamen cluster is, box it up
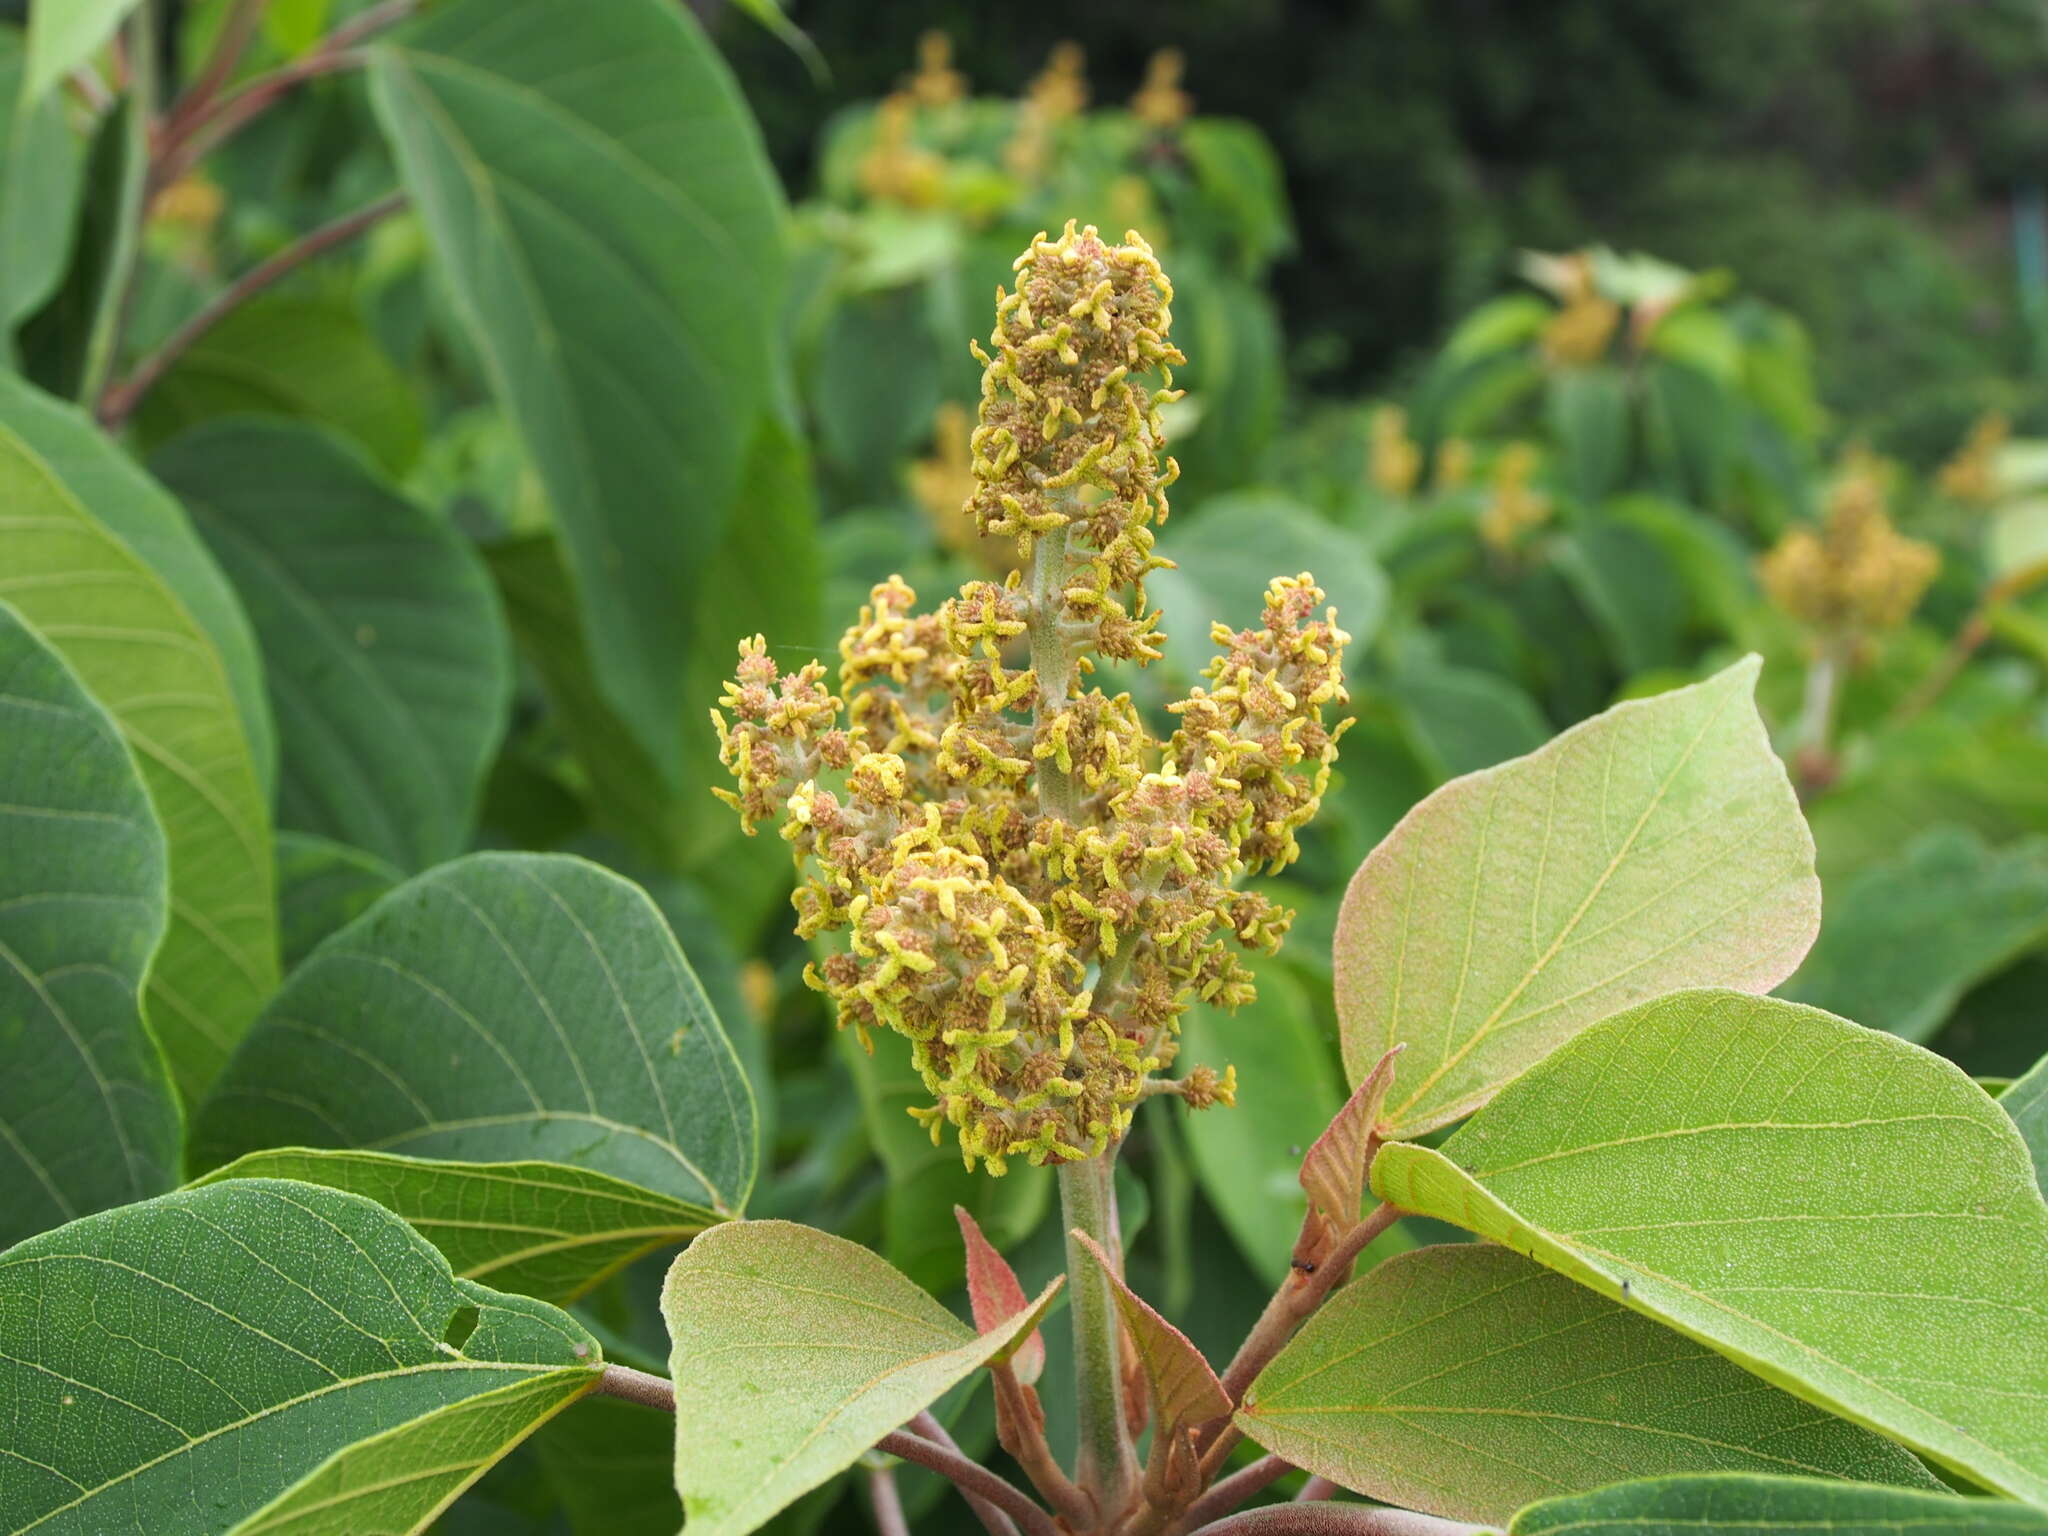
[1759,452,1940,645]
[1541,255,1620,367]
[1479,442,1551,550]
[1131,49,1193,130]
[1936,411,2008,505]
[1368,405,1420,499]
[711,225,1350,1173]
[908,30,967,109]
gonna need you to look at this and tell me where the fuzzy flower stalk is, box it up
[711,223,1350,1176]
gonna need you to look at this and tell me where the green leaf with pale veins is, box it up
[192,852,756,1218]
[2003,1056,2048,1194]
[1335,656,1819,1138]
[1373,989,2048,1504]
[0,1178,601,1536]
[368,0,786,788]
[274,831,401,973]
[152,420,512,873]
[1511,1474,2048,1536]
[1783,824,2048,1043]
[661,1219,1063,1536]
[194,1148,723,1304]
[0,603,178,1247]
[1237,1244,1934,1527]
[0,377,277,1101]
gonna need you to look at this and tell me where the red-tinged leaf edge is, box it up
[1072,1231,1231,1441]
[956,1204,1045,1385]
[1300,1044,1404,1229]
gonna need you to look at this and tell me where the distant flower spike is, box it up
[711,224,1351,1173]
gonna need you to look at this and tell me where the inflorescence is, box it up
[712,223,1350,1172]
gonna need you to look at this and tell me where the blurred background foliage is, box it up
[6,0,2048,1529]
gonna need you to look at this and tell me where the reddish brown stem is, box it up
[912,1410,1021,1536]
[868,1464,910,1536]
[1296,1477,1341,1503]
[99,190,407,427]
[166,0,270,137]
[877,1431,1061,1536]
[1164,1454,1293,1535]
[993,1364,1093,1528]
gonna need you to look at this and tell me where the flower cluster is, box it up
[1480,442,1551,551]
[1759,451,1939,649]
[713,224,1350,1172]
[1936,411,2008,506]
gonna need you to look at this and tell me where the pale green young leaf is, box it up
[2003,1056,2048,1193]
[193,852,757,1216]
[1373,989,2048,1503]
[273,830,400,972]
[195,1148,722,1304]
[1238,1244,1934,1527]
[0,379,277,1100]
[153,421,513,872]
[0,1179,601,1536]
[367,0,786,789]
[21,0,137,104]
[662,1219,1062,1536]
[1336,657,1818,1137]
[0,603,178,1247]
[135,297,427,476]
[1783,824,2048,1043]
[0,372,273,798]
[1511,1473,2048,1536]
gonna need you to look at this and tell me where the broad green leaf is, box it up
[0,380,276,1100]
[1239,1244,1934,1526]
[368,0,786,787]
[1178,965,1342,1287]
[1784,824,2048,1043]
[1387,662,1551,780]
[662,1219,1062,1536]
[0,1178,601,1536]
[1549,364,1632,504]
[153,420,512,872]
[1373,989,2048,1503]
[194,852,757,1216]
[135,297,426,476]
[2003,1056,2048,1193]
[0,372,273,798]
[274,830,401,972]
[1336,657,1818,1137]
[195,1148,720,1303]
[0,27,85,339]
[0,602,178,1246]
[22,0,137,104]
[837,1026,1050,1296]
[1511,1474,2048,1536]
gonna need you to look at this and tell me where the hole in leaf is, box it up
[443,1304,479,1353]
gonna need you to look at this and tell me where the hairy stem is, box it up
[1164,1454,1293,1535]
[594,1362,677,1411]
[167,0,270,135]
[100,191,407,426]
[1030,522,1079,821]
[1296,1477,1341,1503]
[993,1365,1093,1528]
[914,1410,1022,1536]
[77,3,156,411]
[1061,1154,1137,1522]
[868,1465,910,1536]
[1790,642,1844,799]
[1190,1503,1489,1536]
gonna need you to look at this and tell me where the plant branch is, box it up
[1891,560,2048,727]
[99,190,407,426]
[1061,1156,1138,1522]
[868,1465,910,1536]
[1296,1477,1341,1503]
[878,1431,1061,1536]
[77,3,157,411]
[1165,1454,1293,1535]
[167,0,270,136]
[992,1364,1093,1528]
[1190,1503,1491,1536]
[913,1411,1021,1536]
[592,1366,1053,1536]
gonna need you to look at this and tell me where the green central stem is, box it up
[79,3,157,412]
[1059,1154,1135,1523]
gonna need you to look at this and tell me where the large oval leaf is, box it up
[1512,1474,2048,1536]
[1238,1243,1933,1527]
[193,852,756,1217]
[196,1148,721,1304]
[153,420,512,872]
[1336,656,1818,1137]
[0,1178,601,1535]
[0,378,277,1099]
[1373,990,2048,1503]
[661,1220,1061,1536]
[0,602,178,1246]
[367,0,785,788]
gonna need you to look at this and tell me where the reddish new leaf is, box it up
[956,1204,1045,1385]
[1073,1231,1230,1440]
[1299,1044,1402,1229]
